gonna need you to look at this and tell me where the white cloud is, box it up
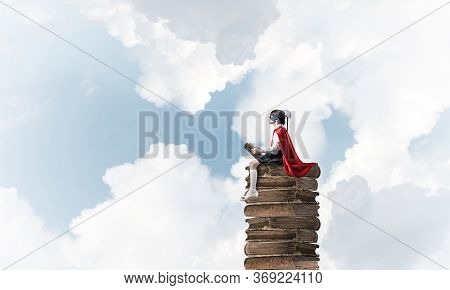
[0,187,63,269]
[132,20,251,113]
[130,0,279,65]
[64,143,245,269]
[73,0,280,113]
[1,143,246,269]
[301,0,450,194]
[320,176,450,269]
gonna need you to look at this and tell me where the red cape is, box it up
[274,126,317,177]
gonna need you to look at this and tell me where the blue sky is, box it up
[0,28,354,230]
[0,2,356,229]
[1,4,147,228]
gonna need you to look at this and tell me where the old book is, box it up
[245,188,318,203]
[244,241,319,256]
[244,202,320,217]
[245,229,318,243]
[243,143,263,161]
[245,176,318,191]
[246,216,321,231]
[246,163,321,179]
[244,255,319,270]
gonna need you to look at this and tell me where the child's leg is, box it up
[249,160,260,192]
[249,159,260,170]
[242,160,260,201]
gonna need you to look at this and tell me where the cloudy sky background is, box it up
[1,0,450,269]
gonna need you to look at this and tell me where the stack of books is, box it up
[243,163,321,270]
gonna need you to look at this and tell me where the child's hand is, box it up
[252,147,264,154]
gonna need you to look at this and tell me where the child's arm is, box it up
[261,133,280,154]
[251,147,265,154]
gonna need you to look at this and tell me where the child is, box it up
[241,109,317,201]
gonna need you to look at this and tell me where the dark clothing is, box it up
[257,150,283,165]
